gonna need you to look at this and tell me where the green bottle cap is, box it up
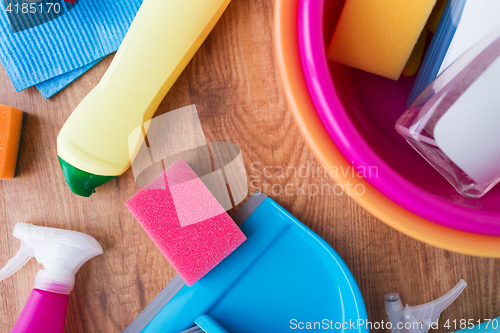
[58,157,117,197]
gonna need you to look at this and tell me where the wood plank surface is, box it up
[0,0,499,332]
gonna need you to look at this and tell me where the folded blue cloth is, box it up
[36,57,103,99]
[0,0,143,97]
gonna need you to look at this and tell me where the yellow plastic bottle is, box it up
[57,0,231,197]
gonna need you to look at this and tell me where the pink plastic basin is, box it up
[298,0,500,235]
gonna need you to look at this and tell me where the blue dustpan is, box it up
[125,193,368,333]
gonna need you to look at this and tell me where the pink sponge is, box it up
[125,159,246,286]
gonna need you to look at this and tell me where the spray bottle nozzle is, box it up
[0,223,103,294]
[385,280,467,333]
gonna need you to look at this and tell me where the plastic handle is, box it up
[409,279,467,324]
[178,315,229,333]
[0,242,33,281]
[194,315,229,333]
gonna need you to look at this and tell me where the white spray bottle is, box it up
[385,280,467,333]
[0,223,103,333]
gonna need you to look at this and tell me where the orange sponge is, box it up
[0,105,23,179]
[328,0,437,80]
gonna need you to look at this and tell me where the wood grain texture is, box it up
[0,0,499,332]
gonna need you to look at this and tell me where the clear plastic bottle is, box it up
[396,26,500,198]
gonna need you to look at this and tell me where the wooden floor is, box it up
[1,0,499,332]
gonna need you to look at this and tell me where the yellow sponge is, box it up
[427,0,447,33]
[402,28,428,77]
[328,0,437,80]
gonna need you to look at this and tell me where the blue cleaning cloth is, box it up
[0,0,143,97]
[36,57,103,98]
